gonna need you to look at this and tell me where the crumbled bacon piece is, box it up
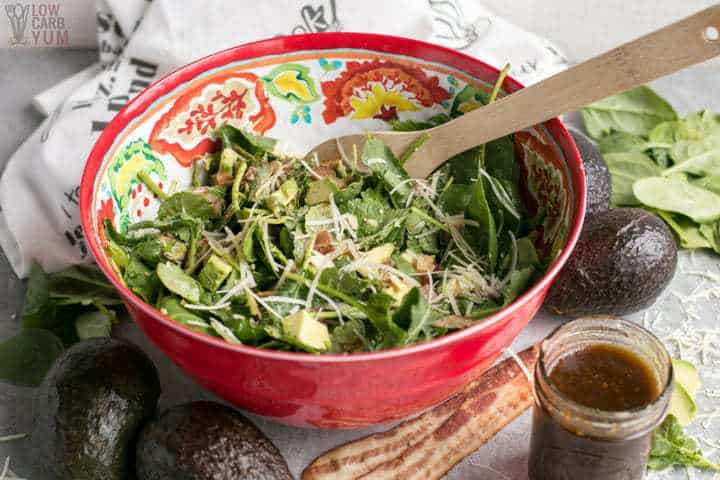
[415,254,436,274]
[314,230,334,254]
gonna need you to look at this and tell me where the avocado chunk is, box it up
[569,128,611,218]
[267,178,298,213]
[282,310,330,351]
[669,382,698,426]
[668,358,701,426]
[357,243,394,278]
[672,358,701,398]
[545,208,677,316]
[136,401,292,480]
[305,177,339,205]
[33,338,160,480]
[197,254,232,292]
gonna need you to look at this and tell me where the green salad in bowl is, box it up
[105,122,543,354]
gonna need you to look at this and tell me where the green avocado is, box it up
[33,337,160,480]
[569,128,612,218]
[136,401,292,480]
[545,208,677,316]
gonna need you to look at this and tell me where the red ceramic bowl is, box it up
[80,33,585,428]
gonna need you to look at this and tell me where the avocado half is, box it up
[33,338,161,480]
[136,401,292,480]
[545,208,677,316]
[569,128,611,218]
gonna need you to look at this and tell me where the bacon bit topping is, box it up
[314,230,334,254]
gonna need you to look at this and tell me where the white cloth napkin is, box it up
[0,0,568,278]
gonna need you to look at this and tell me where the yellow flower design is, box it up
[349,83,419,120]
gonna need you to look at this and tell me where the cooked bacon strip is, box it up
[303,345,539,480]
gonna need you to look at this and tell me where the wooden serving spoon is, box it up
[305,5,720,179]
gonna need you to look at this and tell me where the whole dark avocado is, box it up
[545,208,677,316]
[33,338,160,480]
[569,128,612,218]
[136,401,292,480]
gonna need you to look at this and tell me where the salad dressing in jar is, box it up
[528,317,672,480]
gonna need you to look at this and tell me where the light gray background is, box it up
[1,1,719,479]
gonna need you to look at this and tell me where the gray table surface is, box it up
[2,5,720,477]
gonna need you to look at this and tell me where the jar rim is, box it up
[536,316,673,439]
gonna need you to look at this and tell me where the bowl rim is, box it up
[80,32,586,363]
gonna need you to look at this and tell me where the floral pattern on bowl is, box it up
[92,50,572,265]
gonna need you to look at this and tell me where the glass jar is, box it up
[528,317,673,480]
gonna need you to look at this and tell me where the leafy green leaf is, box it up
[439,184,472,214]
[75,310,113,339]
[124,256,159,303]
[648,415,720,471]
[157,262,202,303]
[663,149,720,177]
[598,131,650,154]
[218,124,276,158]
[634,177,720,224]
[392,287,431,344]
[158,297,211,335]
[699,221,720,254]
[467,176,497,269]
[446,147,481,185]
[158,191,218,221]
[581,86,677,139]
[22,261,51,328]
[604,152,662,206]
[389,114,451,132]
[503,266,535,306]
[0,329,64,386]
[362,137,412,208]
[654,210,712,250]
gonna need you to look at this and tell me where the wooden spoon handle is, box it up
[403,4,720,178]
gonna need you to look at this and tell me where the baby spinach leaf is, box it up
[484,135,517,183]
[22,261,50,328]
[467,177,498,269]
[582,86,677,139]
[365,292,405,347]
[124,256,159,303]
[331,318,368,353]
[158,191,218,221]
[158,297,211,335]
[598,131,650,154]
[0,329,64,386]
[503,266,535,306]
[341,189,393,238]
[218,124,276,157]
[634,177,720,224]
[157,262,202,303]
[392,287,431,344]
[75,310,113,339]
[654,210,712,250]
[390,114,451,132]
[446,147,481,185]
[362,137,411,208]
[692,175,720,195]
[699,222,720,254]
[516,237,540,269]
[648,415,720,471]
[604,152,662,206]
[439,184,472,214]
[663,149,720,177]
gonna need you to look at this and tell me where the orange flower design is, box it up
[321,60,451,124]
[149,72,276,167]
[97,197,115,247]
